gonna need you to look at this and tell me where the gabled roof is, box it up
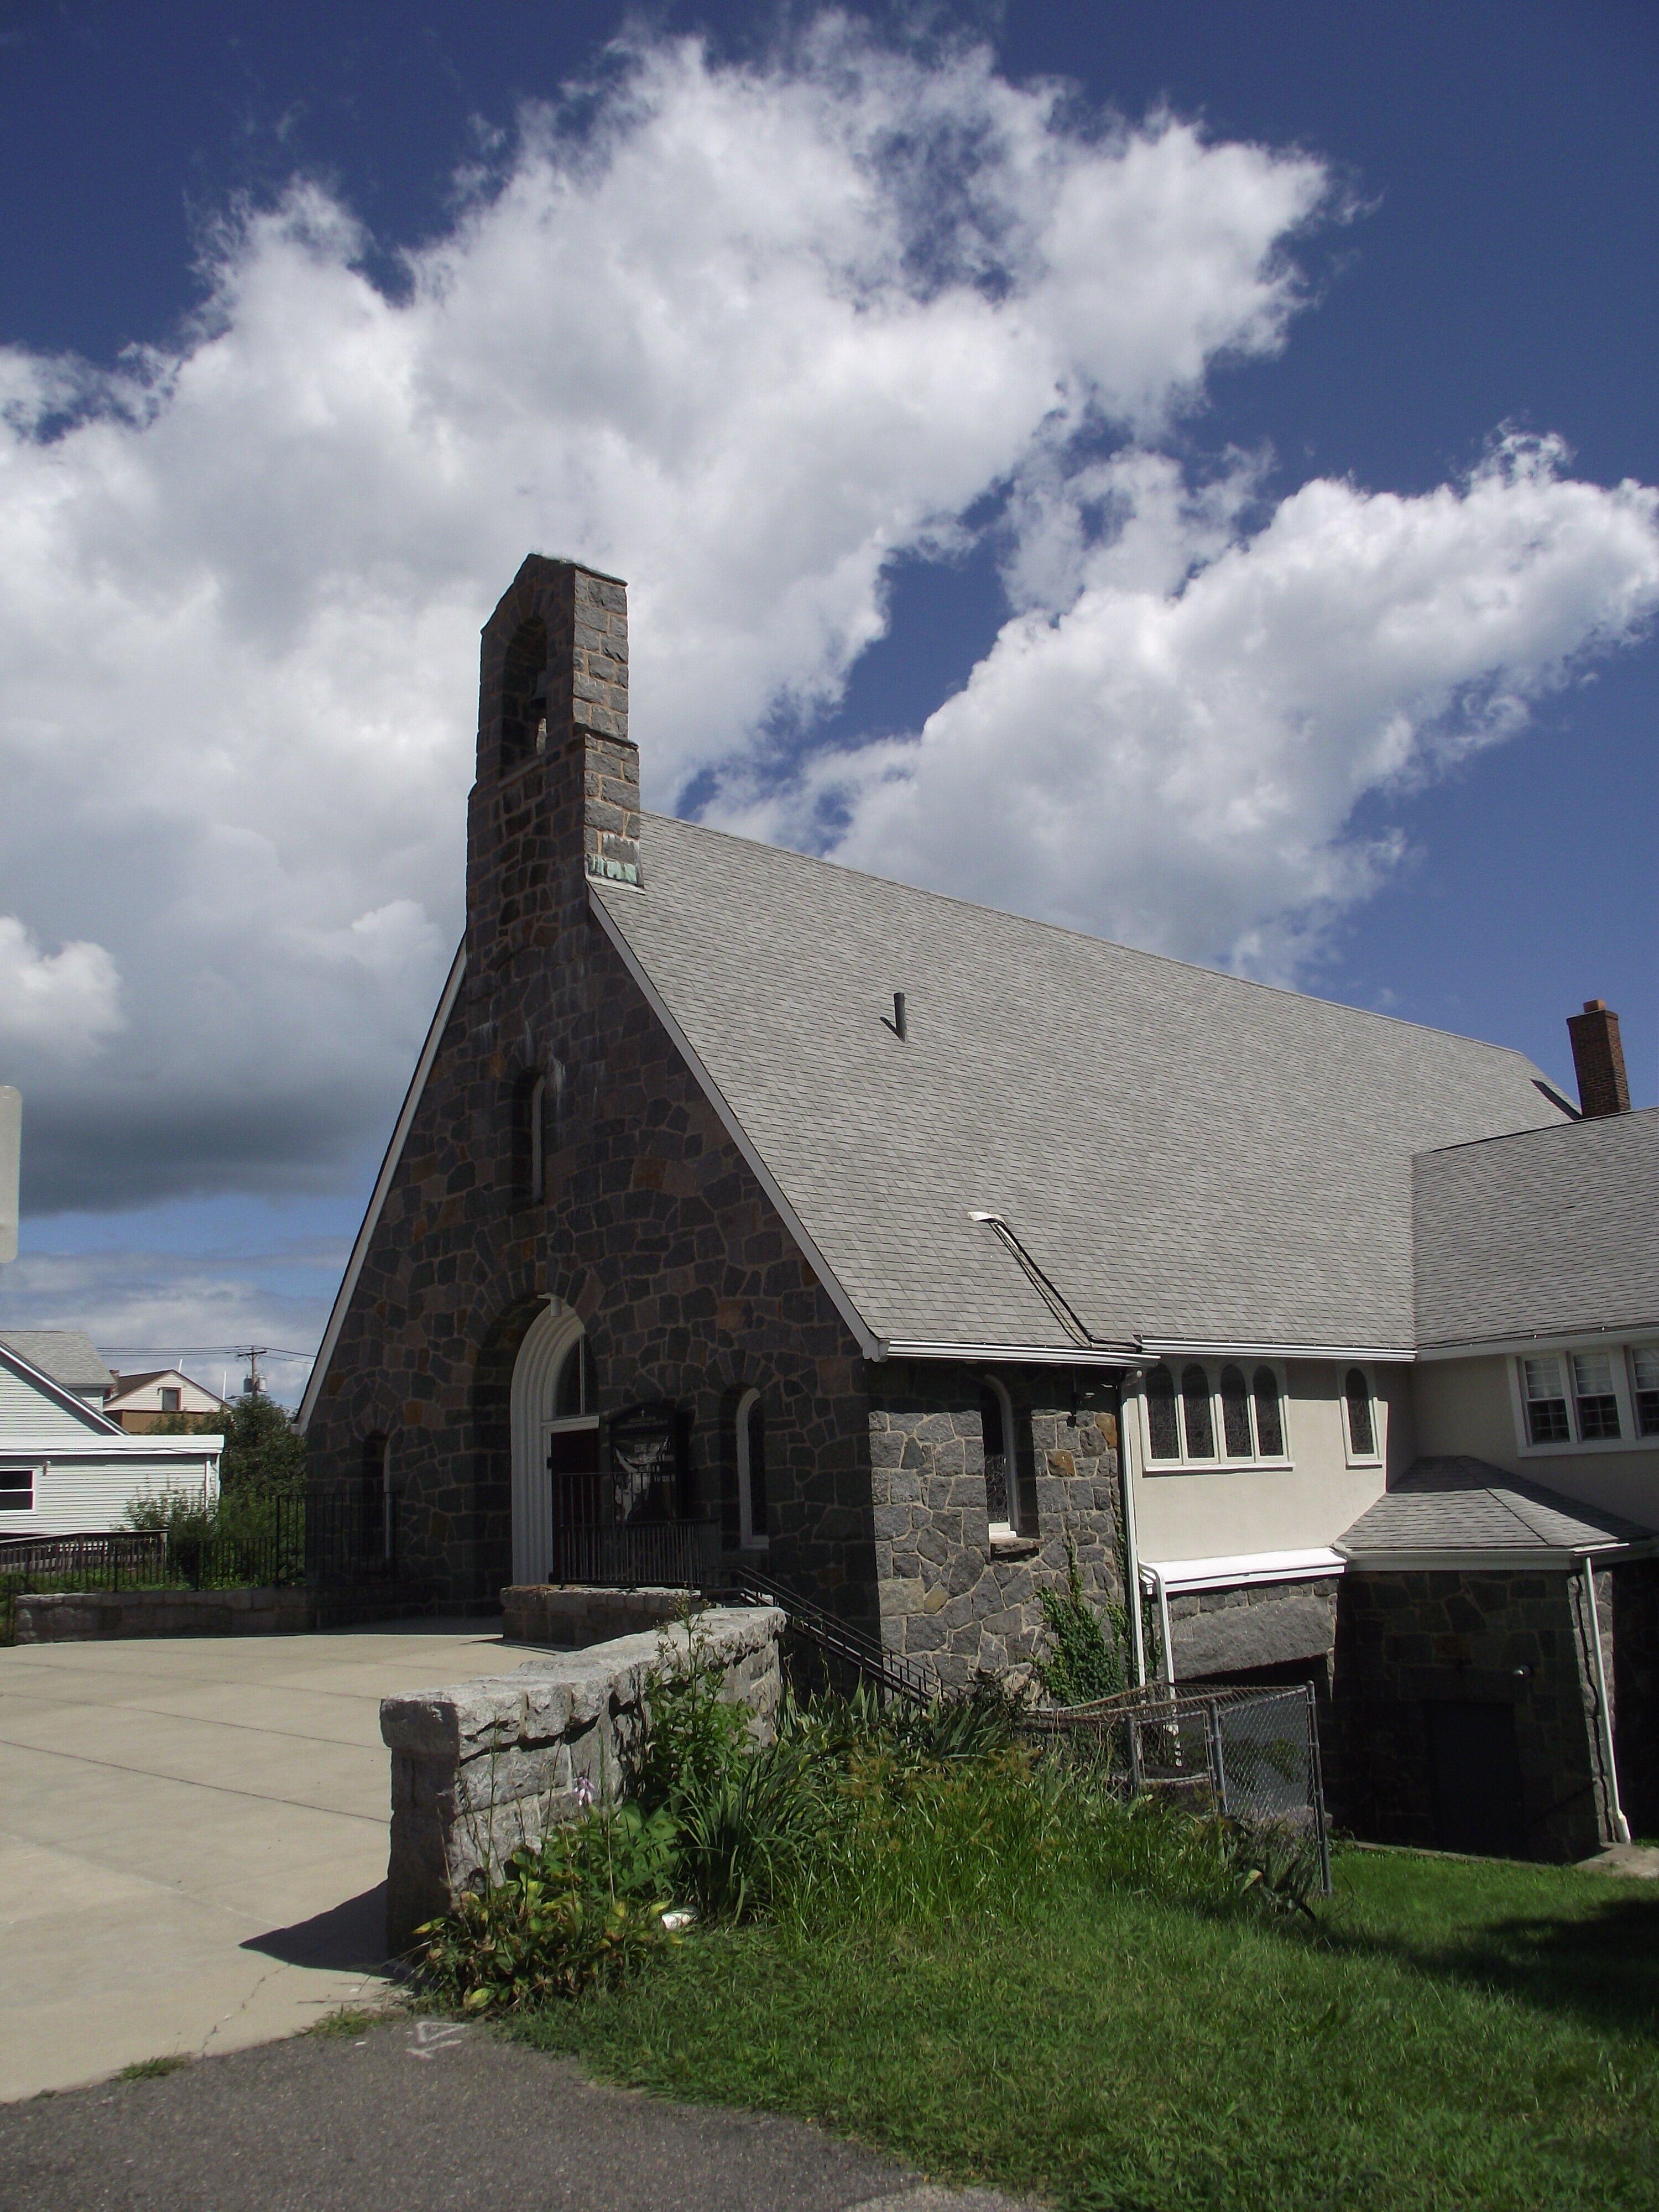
[0,1330,113,1399]
[1414,1108,1659,1350]
[1338,1456,1653,1563]
[589,815,1566,1359]
[0,1334,123,1434]
[105,1368,231,1412]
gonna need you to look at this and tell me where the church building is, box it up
[301,555,1659,1861]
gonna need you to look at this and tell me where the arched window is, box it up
[1144,1364,1180,1460]
[1253,1366,1285,1458]
[554,1337,596,1420]
[1219,1364,1253,1458]
[1344,1367,1376,1459]
[359,1431,391,1559]
[1181,1365,1215,1459]
[736,1388,768,1550]
[979,1378,1019,1535]
[498,617,549,774]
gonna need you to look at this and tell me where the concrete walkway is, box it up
[0,1621,507,2100]
[0,2016,1044,2211]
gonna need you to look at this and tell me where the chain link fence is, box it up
[1024,1679,1331,1896]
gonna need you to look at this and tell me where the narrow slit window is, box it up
[980,1379,1018,1533]
[1344,1368,1376,1458]
[1144,1365,1180,1460]
[554,1337,596,1420]
[737,1390,768,1548]
[1253,1368,1284,1458]
[1572,1351,1621,1441]
[1181,1365,1215,1459]
[1522,1355,1570,1444]
[1632,1347,1659,1439]
[1219,1364,1253,1458]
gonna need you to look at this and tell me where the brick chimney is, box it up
[467,556,638,976]
[1566,999,1631,1119]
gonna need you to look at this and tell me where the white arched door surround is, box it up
[510,1299,597,1584]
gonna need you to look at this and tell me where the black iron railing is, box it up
[552,1519,713,1590]
[720,1563,937,1707]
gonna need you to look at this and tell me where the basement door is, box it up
[1426,1700,1527,1858]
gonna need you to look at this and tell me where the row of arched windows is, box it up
[1143,1361,1286,1464]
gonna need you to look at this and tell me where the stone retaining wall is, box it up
[500,1583,693,1648]
[1168,1578,1340,1681]
[12,1587,311,1643]
[380,1604,783,1945]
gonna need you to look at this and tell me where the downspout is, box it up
[1581,1554,1631,1846]
[1118,1373,1147,1688]
[1141,1563,1176,1687]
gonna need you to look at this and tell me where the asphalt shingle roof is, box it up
[1338,1456,1652,1556]
[1414,1108,1659,1349]
[0,1330,112,1396]
[593,816,1566,1355]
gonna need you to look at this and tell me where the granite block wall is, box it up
[1167,1577,1340,1682]
[1331,1568,1615,1861]
[870,1361,1125,1688]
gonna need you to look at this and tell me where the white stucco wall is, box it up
[1129,1358,1411,1563]
[1412,1353,1659,1529]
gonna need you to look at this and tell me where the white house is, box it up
[0,1333,222,1537]
[104,1367,233,1433]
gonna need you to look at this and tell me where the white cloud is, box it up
[763,434,1659,975]
[0,916,123,1056]
[1,15,1655,1239]
[0,22,1330,1212]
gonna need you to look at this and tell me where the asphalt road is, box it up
[0,2016,1043,2212]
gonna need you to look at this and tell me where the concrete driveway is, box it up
[0,1622,507,2100]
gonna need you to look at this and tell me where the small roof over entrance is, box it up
[1338,1456,1654,1566]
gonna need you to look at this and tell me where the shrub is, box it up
[411,1800,679,2012]
[1031,1541,1130,1705]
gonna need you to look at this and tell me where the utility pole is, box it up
[240,1347,268,1398]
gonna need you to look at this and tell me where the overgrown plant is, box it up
[1031,1540,1131,1705]
[411,1799,678,2012]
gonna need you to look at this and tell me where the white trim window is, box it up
[0,1465,36,1512]
[1512,1341,1659,1454]
[1342,1365,1384,1468]
[735,1387,769,1551]
[1140,1361,1290,1472]
[979,1376,1020,1538]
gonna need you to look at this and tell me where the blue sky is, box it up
[0,0,1654,1400]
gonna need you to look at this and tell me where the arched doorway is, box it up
[509,1300,598,1584]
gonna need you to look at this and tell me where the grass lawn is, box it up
[514,1846,1659,2211]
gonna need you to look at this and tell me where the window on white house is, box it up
[1521,1356,1571,1444]
[0,1468,33,1511]
[736,1389,768,1549]
[1632,1347,1659,1439]
[1572,1351,1621,1441]
[160,1386,181,1412]
[1344,1368,1378,1460]
[1142,1362,1288,1467]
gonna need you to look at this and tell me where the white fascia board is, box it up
[1338,1541,1643,1572]
[0,1342,124,1435]
[884,1340,1137,1368]
[298,941,467,1431]
[1417,1321,1659,1361]
[0,1436,224,1458]
[589,891,884,1363]
[1139,1547,1347,1594]
[1138,1338,1415,1364]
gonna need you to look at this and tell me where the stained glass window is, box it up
[1344,1368,1375,1458]
[1181,1365,1215,1459]
[1219,1365,1253,1457]
[1253,1367,1284,1457]
[1145,1365,1180,1460]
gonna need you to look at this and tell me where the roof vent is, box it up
[1567,999,1631,1119]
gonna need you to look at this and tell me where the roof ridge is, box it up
[637,811,1556,1070]
[1420,1102,1658,1160]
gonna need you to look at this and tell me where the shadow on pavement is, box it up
[242,1885,390,1974]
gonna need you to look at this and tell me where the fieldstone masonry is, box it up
[871,1362,1126,1688]
[380,1605,782,1945]
[1331,1567,1616,1861]
[1167,1578,1340,1682]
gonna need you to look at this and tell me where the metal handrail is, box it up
[719,1563,937,1706]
